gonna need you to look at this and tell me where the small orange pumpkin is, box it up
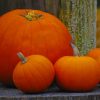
[13,52,55,93]
[87,48,100,60]
[87,48,100,81]
[54,56,99,92]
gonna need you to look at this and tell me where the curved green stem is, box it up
[17,52,27,64]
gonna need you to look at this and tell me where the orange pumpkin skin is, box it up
[87,48,100,60]
[97,58,100,67]
[0,9,73,86]
[54,56,99,92]
[13,55,55,93]
[87,48,100,81]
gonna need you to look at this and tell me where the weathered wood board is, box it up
[0,84,100,100]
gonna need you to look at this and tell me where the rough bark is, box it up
[0,0,97,55]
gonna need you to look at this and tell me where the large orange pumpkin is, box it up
[13,52,55,93]
[54,56,99,92]
[0,9,73,86]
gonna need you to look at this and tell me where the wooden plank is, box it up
[0,84,100,100]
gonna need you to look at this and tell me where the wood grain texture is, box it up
[59,0,97,55]
[0,84,100,100]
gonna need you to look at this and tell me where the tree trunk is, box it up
[0,0,97,55]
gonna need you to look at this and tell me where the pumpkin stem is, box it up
[23,10,43,21]
[71,42,81,56]
[17,52,27,64]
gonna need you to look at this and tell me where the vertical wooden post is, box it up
[58,0,97,55]
[44,0,60,16]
